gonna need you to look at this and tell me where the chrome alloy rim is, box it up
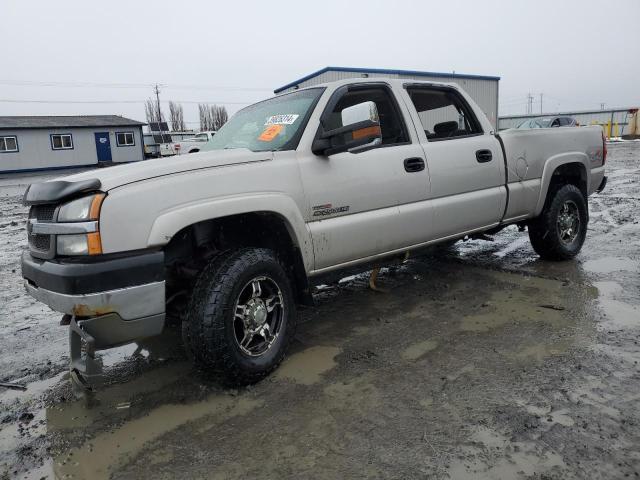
[557,200,580,245]
[233,276,284,357]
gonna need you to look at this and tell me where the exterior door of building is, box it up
[94,132,112,162]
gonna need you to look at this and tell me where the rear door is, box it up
[401,85,506,240]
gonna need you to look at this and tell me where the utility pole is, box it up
[526,93,534,115]
[154,84,162,123]
[539,93,543,114]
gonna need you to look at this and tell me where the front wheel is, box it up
[528,184,588,260]
[185,248,296,384]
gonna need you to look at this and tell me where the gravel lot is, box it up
[1,144,639,479]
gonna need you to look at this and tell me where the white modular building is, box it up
[0,115,145,174]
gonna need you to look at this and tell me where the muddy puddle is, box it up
[274,346,342,385]
[52,394,262,479]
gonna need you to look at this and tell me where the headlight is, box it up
[57,234,89,255]
[56,193,105,256]
[58,194,105,222]
[57,232,102,256]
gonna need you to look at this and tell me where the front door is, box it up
[298,84,428,271]
[94,132,112,162]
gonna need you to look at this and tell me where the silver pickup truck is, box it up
[21,78,607,384]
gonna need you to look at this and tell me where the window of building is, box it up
[51,134,73,150]
[406,87,483,141]
[116,132,135,146]
[0,136,18,153]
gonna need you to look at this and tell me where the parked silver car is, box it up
[518,116,577,129]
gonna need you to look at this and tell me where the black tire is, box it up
[185,248,296,384]
[528,184,588,260]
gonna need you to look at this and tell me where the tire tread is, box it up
[528,184,587,261]
[185,248,296,384]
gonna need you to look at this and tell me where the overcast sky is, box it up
[2,0,639,126]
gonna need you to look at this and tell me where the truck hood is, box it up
[58,149,273,191]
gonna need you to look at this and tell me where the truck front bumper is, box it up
[21,250,166,382]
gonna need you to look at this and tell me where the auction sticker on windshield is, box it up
[265,114,299,125]
[258,124,284,142]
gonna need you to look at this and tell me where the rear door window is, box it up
[406,87,483,141]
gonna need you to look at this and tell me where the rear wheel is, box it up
[185,248,296,384]
[528,184,588,260]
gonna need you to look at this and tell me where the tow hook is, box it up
[68,316,103,390]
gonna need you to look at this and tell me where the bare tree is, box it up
[168,101,186,132]
[198,104,228,131]
[198,103,210,131]
[144,98,164,125]
[211,105,228,131]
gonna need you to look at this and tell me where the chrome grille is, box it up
[29,233,51,251]
[30,204,56,221]
[27,204,57,258]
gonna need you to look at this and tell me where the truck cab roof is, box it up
[280,77,462,95]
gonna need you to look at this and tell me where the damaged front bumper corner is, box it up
[67,311,165,383]
[21,250,166,383]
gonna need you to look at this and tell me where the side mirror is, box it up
[312,101,382,156]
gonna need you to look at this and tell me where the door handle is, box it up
[404,157,425,173]
[476,149,493,163]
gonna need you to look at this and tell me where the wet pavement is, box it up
[1,143,639,479]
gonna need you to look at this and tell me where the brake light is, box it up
[175,143,181,150]
[602,130,607,165]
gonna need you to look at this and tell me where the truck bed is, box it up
[498,125,605,222]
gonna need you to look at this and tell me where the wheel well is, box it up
[549,162,588,199]
[163,213,311,317]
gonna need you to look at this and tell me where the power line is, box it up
[0,98,253,105]
[0,79,272,92]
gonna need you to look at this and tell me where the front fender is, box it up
[147,193,314,271]
[534,152,590,216]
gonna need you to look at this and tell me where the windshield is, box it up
[208,88,323,152]
[517,118,551,129]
